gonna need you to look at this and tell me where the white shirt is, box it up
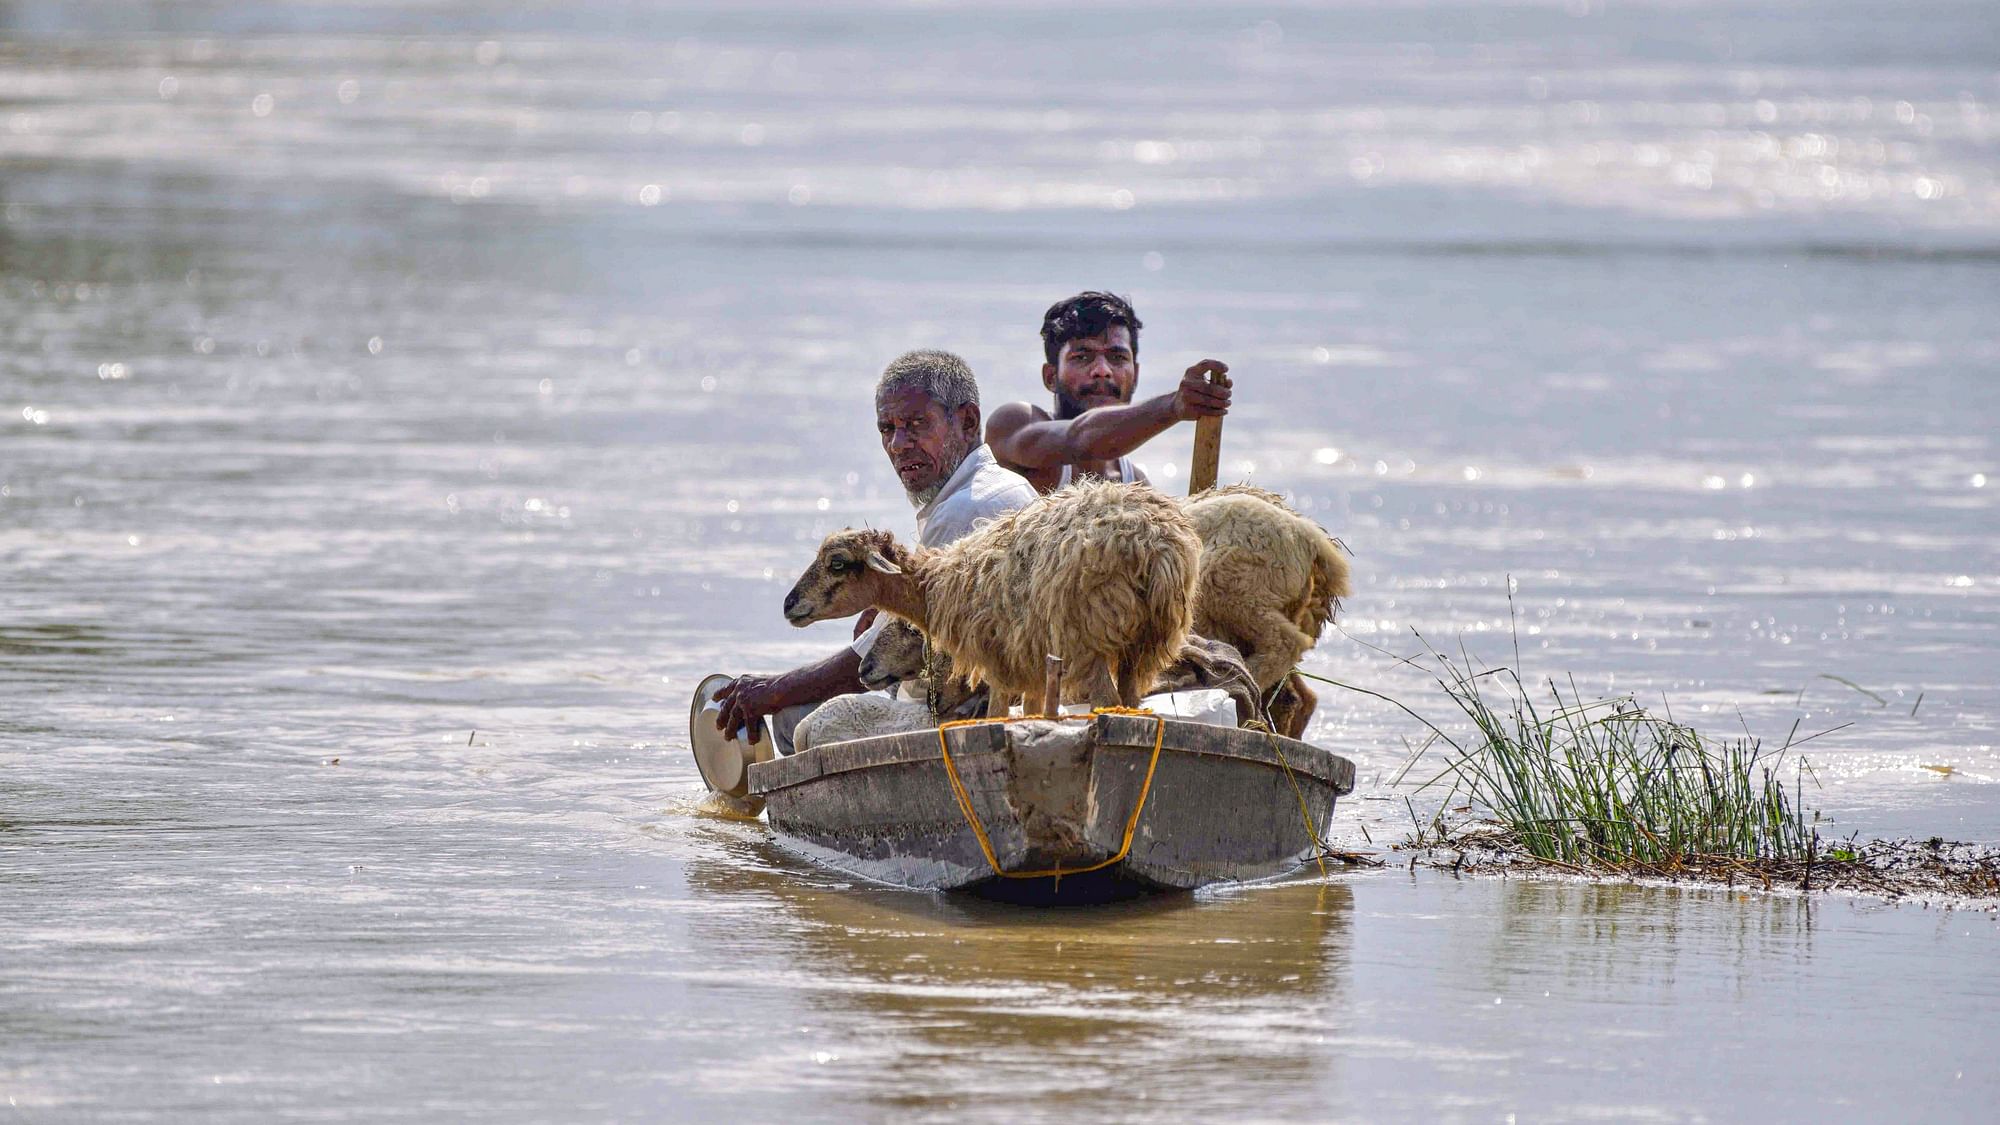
[912,443,1039,548]
[852,444,1036,656]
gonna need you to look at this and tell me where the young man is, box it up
[712,350,1036,752]
[985,291,1231,493]
[985,294,1330,737]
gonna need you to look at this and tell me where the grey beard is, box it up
[905,439,973,509]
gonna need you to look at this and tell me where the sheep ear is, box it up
[865,550,902,575]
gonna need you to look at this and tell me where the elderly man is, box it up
[985,291,1231,492]
[712,349,1037,754]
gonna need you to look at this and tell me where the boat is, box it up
[746,710,1356,903]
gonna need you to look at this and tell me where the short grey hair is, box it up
[875,349,980,417]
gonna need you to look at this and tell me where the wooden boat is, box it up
[748,711,1355,902]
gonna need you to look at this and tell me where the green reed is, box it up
[1304,633,1825,870]
[1414,644,1821,868]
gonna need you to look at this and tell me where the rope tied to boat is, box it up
[934,706,1333,883]
[933,708,1167,881]
[1250,722,1330,879]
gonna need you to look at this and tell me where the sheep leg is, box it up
[1286,673,1318,738]
[1113,662,1148,710]
[1267,672,1318,740]
[1071,659,1120,711]
[985,690,1018,720]
[1236,613,1317,694]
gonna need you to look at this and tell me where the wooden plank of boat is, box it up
[748,713,1356,899]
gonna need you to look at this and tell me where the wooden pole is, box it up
[1187,370,1229,494]
[1043,654,1063,718]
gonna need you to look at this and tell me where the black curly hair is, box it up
[1040,291,1142,366]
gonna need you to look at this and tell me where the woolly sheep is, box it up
[1183,484,1351,738]
[790,691,941,755]
[862,616,1266,727]
[784,479,1201,714]
[857,483,1348,736]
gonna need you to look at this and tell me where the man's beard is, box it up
[1053,382,1126,420]
[904,435,974,508]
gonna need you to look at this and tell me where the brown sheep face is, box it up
[782,529,902,627]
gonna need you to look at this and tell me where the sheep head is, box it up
[783,528,912,627]
[858,617,928,689]
[859,616,985,720]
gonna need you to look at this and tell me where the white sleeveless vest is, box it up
[1057,458,1138,487]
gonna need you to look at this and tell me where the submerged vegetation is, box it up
[1304,624,2000,905]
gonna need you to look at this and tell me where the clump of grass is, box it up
[1309,616,1999,904]
[1414,645,1823,872]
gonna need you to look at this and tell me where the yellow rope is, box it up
[1259,727,1330,879]
[934,707,1333,883]
[933,708,1166,880]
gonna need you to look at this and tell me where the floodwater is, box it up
[3,0,1996,1119]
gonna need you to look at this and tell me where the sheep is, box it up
[1183,484,1351,739]
[784,479,1201,715]
[790,691,942,755]
[862,616,1266,728]
[856,617,988,718]
[854,483,1349,737]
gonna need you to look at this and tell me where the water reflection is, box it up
[1487,878,1815,994]
[685,831,1352,1116]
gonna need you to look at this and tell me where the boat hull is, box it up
[748,714,1355,898]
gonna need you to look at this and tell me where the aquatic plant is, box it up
[1411,647,1822,870]
[1302,619,1827,874]
[1307,630,2000,903]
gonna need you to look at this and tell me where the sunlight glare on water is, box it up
[1,0,1996,1119]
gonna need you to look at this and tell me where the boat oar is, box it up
[1186,368,1230,494]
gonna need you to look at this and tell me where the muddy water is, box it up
[3,1,1996,1119]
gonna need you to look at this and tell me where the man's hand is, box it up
[713,673,784,745]
[1173,360,1232,422]
[711,649,867,748]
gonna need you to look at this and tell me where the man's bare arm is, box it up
[986,360,1231,470]
[712,647,865,745]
